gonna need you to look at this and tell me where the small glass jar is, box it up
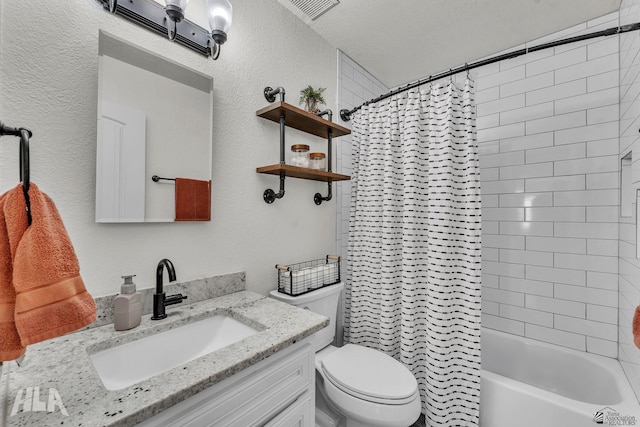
[290,144,310,168]
[309,152,326,170]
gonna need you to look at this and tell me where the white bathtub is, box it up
[481,328,640,427]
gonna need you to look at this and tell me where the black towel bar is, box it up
[152,175,176,182]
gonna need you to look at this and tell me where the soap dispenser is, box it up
[114,275,142,331]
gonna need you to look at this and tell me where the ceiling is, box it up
[276,0,622,89]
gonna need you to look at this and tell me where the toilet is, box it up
[270,282,422,427]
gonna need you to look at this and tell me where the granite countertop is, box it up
[5,291,328,426]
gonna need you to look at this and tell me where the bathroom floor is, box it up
[411,414,426,427]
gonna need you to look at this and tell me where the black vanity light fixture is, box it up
[100,0,232,60]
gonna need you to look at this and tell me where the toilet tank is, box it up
[270,282,344,352]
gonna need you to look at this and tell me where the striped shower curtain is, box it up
[345,79,482,426]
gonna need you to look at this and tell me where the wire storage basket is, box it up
[276,255,341,296]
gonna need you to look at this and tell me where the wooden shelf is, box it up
[256,96,351,204]
[256,164,350,182]
[256,102,351,138]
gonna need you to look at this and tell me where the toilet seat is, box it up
[320,344,418,405]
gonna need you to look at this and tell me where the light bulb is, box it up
[206,0,232,44]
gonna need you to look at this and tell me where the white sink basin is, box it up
[89,315,260,390]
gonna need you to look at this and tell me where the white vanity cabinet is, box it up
[137,340,314,427]
[264,391,314,427]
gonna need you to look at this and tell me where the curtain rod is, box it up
[340,22,640,122]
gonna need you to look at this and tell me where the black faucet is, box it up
[152,258,187,320]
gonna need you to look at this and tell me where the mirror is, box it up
[96,30,213,222]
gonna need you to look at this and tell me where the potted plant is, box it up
[299,85,326,113]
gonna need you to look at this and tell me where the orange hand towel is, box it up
[633,306,640,350]
[0,193,26,361]
[4,183,96,346]
[175,178,211,221]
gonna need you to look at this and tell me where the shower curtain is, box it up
[345,79,482,426]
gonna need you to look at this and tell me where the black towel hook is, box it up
[0,121,33,226]
[19,129,30,192]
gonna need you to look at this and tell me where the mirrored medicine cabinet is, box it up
[96,30,213,223]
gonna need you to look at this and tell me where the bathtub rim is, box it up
[481,327,640,418]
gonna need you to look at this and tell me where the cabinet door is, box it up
[264,392,314,427]
[137,341,313,427]
[215,344,313,426]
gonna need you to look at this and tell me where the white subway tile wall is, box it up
[477,11,621,357]
[336,50,389,315]
[619,0,640,402]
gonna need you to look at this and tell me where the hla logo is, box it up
[11,387,68,416]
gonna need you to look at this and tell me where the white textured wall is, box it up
[619,0,640,401]
[0,0,338,297]
[477,12,621,357]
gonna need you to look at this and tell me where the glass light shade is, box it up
[206,0,233,38]
[165,0,190,10]
[165,0,190,22]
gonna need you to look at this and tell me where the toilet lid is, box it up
[320,344,417,403]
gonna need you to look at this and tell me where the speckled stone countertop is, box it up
[5,291,328,426]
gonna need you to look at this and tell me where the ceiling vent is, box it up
[287,0,339,21]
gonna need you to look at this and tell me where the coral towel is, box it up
[0,183,95,357]
[0,193,25,360]
[175,178,211,221]
[633,306,640,350]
